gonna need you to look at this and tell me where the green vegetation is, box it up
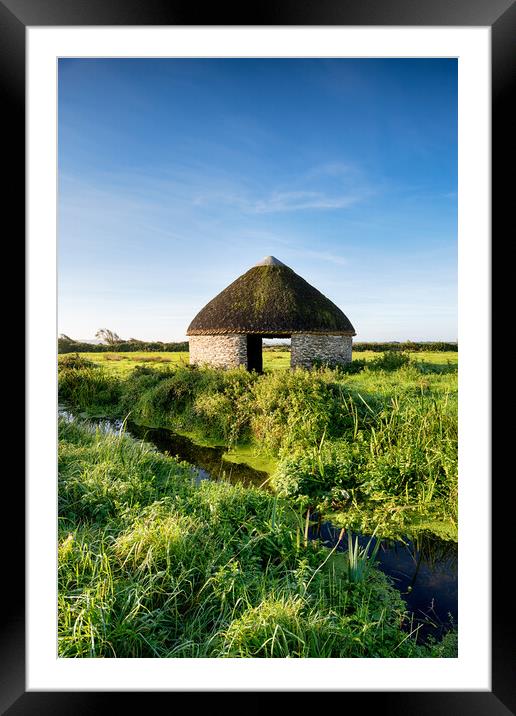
[58,418,456,657]
[59,351,192,378]
[59,350,458,539]
[58,334,189,354]
[267,341,458,353]
[341,530,381,583]
[353,341,458,353]
[59,348,457,378]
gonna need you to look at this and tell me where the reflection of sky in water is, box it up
[312,521,458,641]
[58,407,458,642]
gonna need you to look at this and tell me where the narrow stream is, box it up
[59,407,457,643]
[127,421,270,489]
[309,521,457,643]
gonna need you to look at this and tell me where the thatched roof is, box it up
[187,256,356,336]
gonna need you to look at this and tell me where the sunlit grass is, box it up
[58,350,458,539]
[59,349,458,377]
[58,419,457,658]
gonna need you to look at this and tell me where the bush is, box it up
[58,365,121,411]
[58,353,98,370]
[250,369,343,453]
[118,365,176,417]
[338,359,367,374]
[141,366,216,417]
[193,392,236,440]
[371,351,411,371]
[272,440,365,506]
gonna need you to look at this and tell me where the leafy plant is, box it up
[371,351,411,371]
[345,528,381,583]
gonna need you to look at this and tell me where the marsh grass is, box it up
[58,419,456,658]
[344,529,381,583]
[58,352,458,535]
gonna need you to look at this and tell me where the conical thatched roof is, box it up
[187,256,356,336]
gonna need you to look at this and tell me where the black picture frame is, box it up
[8,0,509,711]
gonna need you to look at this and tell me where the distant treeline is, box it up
[264,341,457,353]
[59,335,457,354]
[353,341,458,353]
[58,336,189,354]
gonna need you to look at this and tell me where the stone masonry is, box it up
[290,334,352,368]
[189,334,247,369]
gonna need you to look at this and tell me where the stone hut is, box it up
[187,256,356,371]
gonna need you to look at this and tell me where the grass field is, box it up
[63,349,458,377]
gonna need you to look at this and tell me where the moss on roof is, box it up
[187,261,356,336]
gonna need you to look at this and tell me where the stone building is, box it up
[187,256,356,371]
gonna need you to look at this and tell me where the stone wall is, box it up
[189,334,247,369]
[290,334,352,368]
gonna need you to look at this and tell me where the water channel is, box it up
[59,407,458,643]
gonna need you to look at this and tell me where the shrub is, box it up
[118,365,174,417]
[140,366,213,418]
[371,351,411,371]
[59,353,97,370]
[251,369,342,453]
[58,365,121,411]
[272,440,365,506]
[338,359,367,374]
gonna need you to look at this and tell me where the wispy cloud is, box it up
[63,156,373,218]
[190,186,366,214]
[249,190,364,213]
[188,161,372,214]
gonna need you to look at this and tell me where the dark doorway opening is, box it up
[246,335,263,373]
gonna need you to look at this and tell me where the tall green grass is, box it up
[58,360,121,414]
[58,356,458,534]
[58,419,456,658]
[344,529,381,583]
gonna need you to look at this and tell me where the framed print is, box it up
[5,0,511,710]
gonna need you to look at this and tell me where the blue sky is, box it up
[58,58,457,342]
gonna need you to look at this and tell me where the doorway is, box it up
[246,335,263,373]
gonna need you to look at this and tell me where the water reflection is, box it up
[309,520,457,641]
[127,421,269,489]
[58,406,457,642]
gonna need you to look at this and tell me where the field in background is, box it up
[61,350,458,377]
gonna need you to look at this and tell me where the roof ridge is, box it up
[253,256,287,267]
